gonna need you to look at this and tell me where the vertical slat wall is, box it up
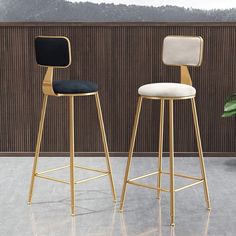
[0,23,236,154]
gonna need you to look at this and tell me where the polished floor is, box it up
[0,156,236,236]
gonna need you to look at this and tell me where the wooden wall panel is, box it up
[0,23,236,154]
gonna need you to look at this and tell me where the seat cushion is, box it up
[138,83,196,98]
[53,80,98,94]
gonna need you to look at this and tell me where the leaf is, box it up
[222,109,236,117]
[224,100,236,112]
[225,93,236,103]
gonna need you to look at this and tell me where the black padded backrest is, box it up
[35,36,71,67]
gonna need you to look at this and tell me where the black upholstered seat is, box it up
[53,80,98,94]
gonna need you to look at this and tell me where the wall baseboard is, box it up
[0,152,235,157]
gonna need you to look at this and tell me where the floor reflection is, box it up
[29,197,211,236]
[1,157,235,235]
[119,200,211,236]
[29,203,117,236]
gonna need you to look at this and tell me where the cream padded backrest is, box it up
[162,36,203,66]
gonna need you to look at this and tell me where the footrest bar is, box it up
[37,165,70,175]
[36,165,108,176]
[127,180,169,192]
[36,173,109,185]
[35,174,69,184]
[127,171,202,183]
[175,180,204,192]
[161,171,202,181]
[128,171,159,182]
[74,165,108,174]
[75,173,109,184]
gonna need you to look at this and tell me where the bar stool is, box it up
[119,36,211,226]
[28,36,116,215]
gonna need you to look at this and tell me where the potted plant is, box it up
[222,93,236,117]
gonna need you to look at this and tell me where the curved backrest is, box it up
[35,36,71,68]
[162,36,203,67]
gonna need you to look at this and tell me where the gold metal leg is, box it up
[120,96,143,211]
[28,95,48,204]
[191,98,211,210]
[169,99,175,226]
[157,99,165,199]
[94,93,117,202]
[69,96,75,216]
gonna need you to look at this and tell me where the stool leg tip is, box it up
[170,223,175,227]
[119,207,124,212]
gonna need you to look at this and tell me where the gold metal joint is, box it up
[42,67,56,96]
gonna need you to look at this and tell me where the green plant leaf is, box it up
[222,109,236,117]
[225,93,236,103]
[222,92,236,117]
[224,100,236,112]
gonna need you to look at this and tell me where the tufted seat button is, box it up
[53,80,98,94]
[138,82,196,98]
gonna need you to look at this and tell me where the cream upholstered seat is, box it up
[120,36,211,227]
[138,82,196,97]
[138,36,203,98]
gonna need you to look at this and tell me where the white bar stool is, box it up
[119,36,211,226]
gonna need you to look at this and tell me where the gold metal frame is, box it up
[120,44,211,225]
[119,96,211,226]
[157,99,164,199]
[28,36,116,215]
[28,92,117,215]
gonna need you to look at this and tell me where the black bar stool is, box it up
[28,36,116,215]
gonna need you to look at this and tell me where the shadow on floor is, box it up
[224,159,236,172]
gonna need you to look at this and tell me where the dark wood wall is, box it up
[0,22,236,155]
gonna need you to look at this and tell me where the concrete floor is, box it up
[0,156,236,236]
